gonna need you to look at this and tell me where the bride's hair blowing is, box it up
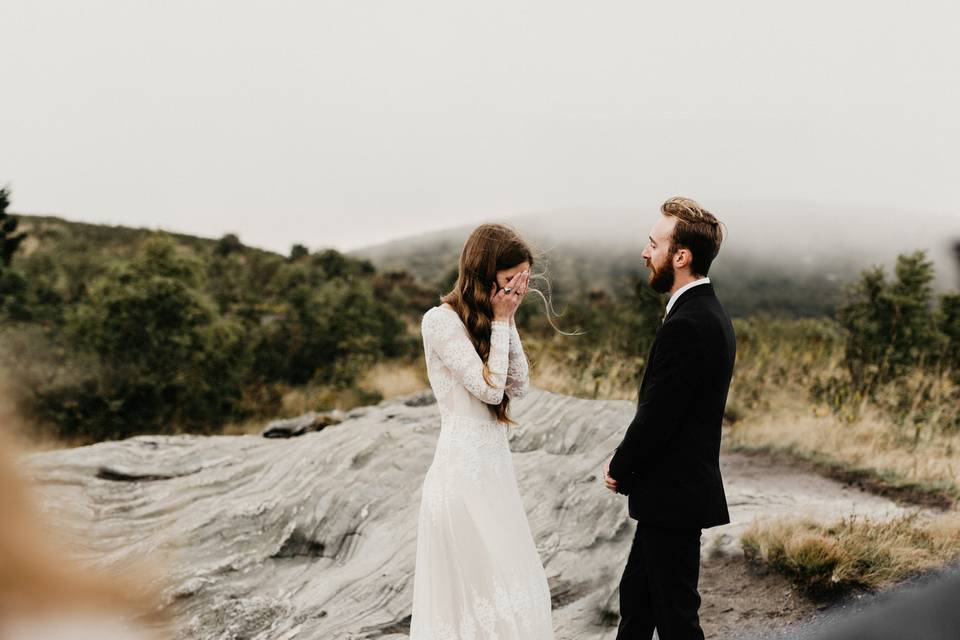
[441,223,571,424]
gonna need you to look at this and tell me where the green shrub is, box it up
[837,252,945,394]
[810,251,959,429]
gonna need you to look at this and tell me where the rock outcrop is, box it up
[20,389,911,640]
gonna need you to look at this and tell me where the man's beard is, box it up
[647,254,676,294]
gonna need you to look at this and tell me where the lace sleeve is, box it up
[505,320,530,399]
[421,307,511,405]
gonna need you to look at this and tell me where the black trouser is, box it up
[616,522,704,640]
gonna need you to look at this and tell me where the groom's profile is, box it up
[605,196,736,640]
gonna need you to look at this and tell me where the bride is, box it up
[409,223,554,639]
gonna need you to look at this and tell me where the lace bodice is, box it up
[420,305,529,421]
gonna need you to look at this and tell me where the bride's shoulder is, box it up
[421,304,460,335]
[423,303,457,317]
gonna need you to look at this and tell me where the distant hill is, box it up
[11,204,958,318]
[15,213,283,263]
[351,202,960,317]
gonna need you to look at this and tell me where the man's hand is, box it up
[603,456,618,493]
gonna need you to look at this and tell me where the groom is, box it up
[604,197,736,640]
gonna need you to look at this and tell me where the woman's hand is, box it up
[491,270,529,322]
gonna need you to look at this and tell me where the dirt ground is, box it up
[699,554,821,639]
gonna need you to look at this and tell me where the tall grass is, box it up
[728,391,960,503]
[742,512,960,597]
[527,336,643,401]
[220,360,428,435]
[524,313,960,507]
[724,316,960,501]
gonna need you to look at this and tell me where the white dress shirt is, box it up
[664,276,710,321]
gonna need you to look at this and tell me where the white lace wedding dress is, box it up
[409,304,554,640]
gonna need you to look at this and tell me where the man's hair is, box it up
[660,196,724,276]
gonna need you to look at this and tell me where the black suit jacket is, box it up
[608,282,736,529]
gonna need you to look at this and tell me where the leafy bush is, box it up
[838,251,945,393]
[0,205,450,442]
[26,236,244,439]
[250,277,406,388]
[810,251,959,429]
[941,292,960,373]
[0,187,27,269]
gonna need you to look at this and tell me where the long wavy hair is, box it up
[441,223,571,424]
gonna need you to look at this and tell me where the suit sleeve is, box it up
[607,317,702,495]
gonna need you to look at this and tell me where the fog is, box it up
[357,201,960,291]
[2,1,958,256]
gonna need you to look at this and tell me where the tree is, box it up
[0,187,27,268]
[214,233,243,257]
[67,239,213,374]
[250,277,406,388]
[289,243,309,262]
[312,249,375,279]
[947,241,960,371]
[51,234,246,438]
[836,251,944,395]
[942,293,960,372]
[0,187,29,318]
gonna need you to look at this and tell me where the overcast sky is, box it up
[2,1,958,254]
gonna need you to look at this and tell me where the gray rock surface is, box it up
[19,389,913,640]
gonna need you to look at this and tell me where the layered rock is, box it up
[20,389,910,640]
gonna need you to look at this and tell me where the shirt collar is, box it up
[665,276,710,317]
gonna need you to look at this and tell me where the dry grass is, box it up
[221,361,429,436]
[527,316,845,406]
[727,389,960,504]
[723,316,844,418]
[742,511,960,597]
[527,317,960,506]
[218,416,270,437]
[718,316,960,505]
[527,338,641,401]
[278,360,428,415]
[359,360,428,399]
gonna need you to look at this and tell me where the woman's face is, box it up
[495,261,531,291]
